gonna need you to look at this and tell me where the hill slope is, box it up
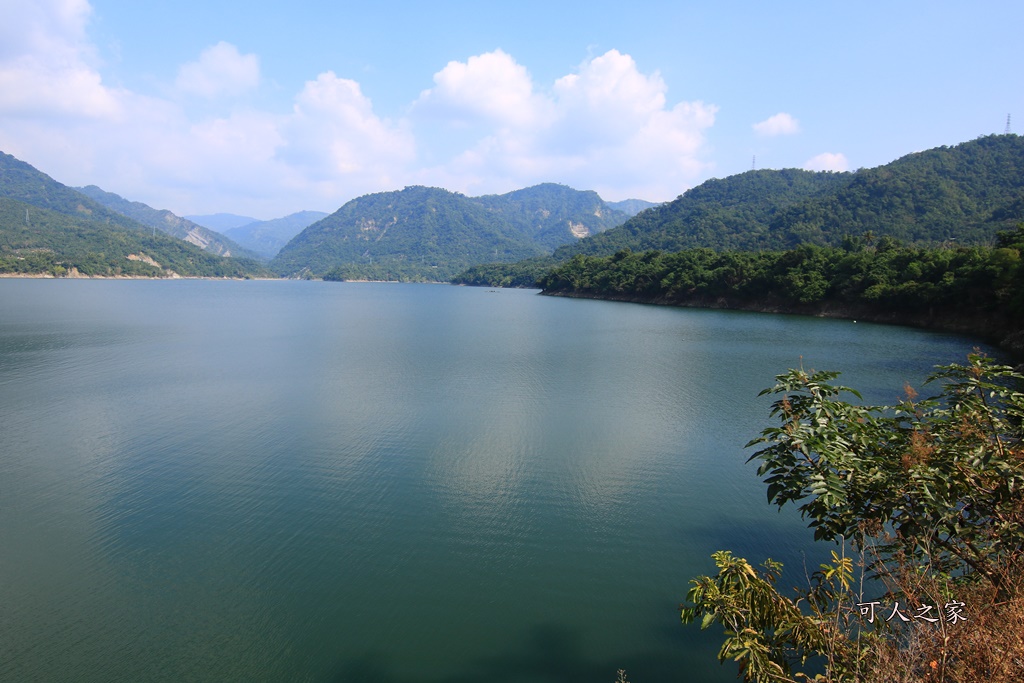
[1,151,154,232]
[606,198,661,217]
[0,152,265,277]
[554,135,1024,259]
[272,183,629,281]
[272,186,546,280]
[77,185,258,259]
[0,198,264,277]
[185,213,260,232]
[225,211,329,259]
[473,183,628,250]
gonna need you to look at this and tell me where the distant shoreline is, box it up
[543,289,1024,359]
[0,273,454,283]
[0,272,283,281]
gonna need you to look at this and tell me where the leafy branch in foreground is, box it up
[682,353,1024,682]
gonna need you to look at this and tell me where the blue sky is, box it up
[1,0,1021,219]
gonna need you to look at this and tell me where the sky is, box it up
[1,0,1021,220]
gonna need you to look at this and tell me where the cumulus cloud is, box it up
[753,112,800,136]
[279,71,414,187]
[804,152,849,172]
[0,4,717,216]
[415,49,550,129]
[553,50,665,128]
[413,49,716,200]
[0,1,412,215]
[176,42,260,98]
[0,0,92,61]
[0,0,120,119]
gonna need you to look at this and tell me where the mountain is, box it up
[763,134,1024,246]
[554,168,852,258]
[272,183,630,281]
[76,185,258,259]
[1,151,155,232]
[184,213,260,232]
[554,134,1024,260]
[606,198,661,217]
[0,151,266,277]
[0,197,265,278]
[225,211,329,259]
[472,183,628,250]
[272,186,546,280]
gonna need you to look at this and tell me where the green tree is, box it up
[681,353,1024,682]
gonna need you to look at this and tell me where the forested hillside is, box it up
[0,152,266,277]
[457,135,1024,287]
[555,135,1024,258]
[1,151,152,232]
[224,211,329,259]
[605,198,661,218]
[272,186,544,280]
[77,185,258,259]
[0,198,266,277]
[556,168,849,256]
[272,183,629,280]
[540,226,1024,351]
[472,183,627,250]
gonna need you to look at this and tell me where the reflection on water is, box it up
[0,280,992,682]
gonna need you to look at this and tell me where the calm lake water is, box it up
[0,280,994,682]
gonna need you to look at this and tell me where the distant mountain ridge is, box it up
[0,196,263,278]
[77,185,258,259]
[272,183,630,281]
[185,213,260,232]
[606,198,661,217]
[0,151,265,277]
[472,183,628,249]
[555,134,1024,259]
[1,151,154,232]
[225,211,329,259]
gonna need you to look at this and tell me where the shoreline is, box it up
[0,273,454,283]
[0,272,285,281]
[542,289,1024,359]
[7,271,1016,357]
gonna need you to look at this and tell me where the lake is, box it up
[0,280,993,682]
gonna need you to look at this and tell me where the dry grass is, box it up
[866,564,1024,683]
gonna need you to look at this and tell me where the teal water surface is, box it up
[0,280,993,682]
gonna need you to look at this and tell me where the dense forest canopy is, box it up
[223,211,329,259]
[556,134,1024,258]
[272,183,629,280]
[76,185,259,259]
[0,198,267,277]
[456,135,1024,289]
[1,151,152,233]
[0,152,267,277]
[3,134,1022,284]
[538,225,1024,351]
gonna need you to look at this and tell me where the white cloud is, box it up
[804,152,849,172]
[753,112,800,136]
[413,49,716,201]
[0,0,119,119]
[175,42,260,98]
[0,0,92,62]
[552,49,666,132]
[278,71,414,190]
[415,49,550,129]
[0,6,717,216]
[0,1,412,215]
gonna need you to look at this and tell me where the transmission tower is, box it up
[1006,114,1012,135]
[752,155,756,171]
